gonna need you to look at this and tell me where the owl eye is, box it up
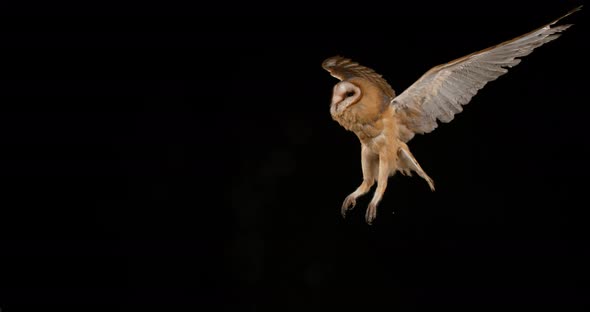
[346,91,355,97]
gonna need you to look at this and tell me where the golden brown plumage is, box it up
[323,6,581,224]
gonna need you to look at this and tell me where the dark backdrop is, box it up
[0,1,588,311]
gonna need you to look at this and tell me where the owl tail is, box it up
[398,144,435,191]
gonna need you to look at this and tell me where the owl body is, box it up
[328,74,428,224]
[323,6,580,224]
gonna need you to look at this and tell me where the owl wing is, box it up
[322,56,396,98]
[392,6,581,142]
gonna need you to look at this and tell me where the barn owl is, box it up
[323,6,581,224]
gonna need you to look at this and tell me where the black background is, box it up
[0,1,588,311]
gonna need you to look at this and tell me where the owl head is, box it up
[329,81,361,117]
[323,56,396,126]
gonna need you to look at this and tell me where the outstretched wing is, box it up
[322,56,396,98]
[393,6,581,142]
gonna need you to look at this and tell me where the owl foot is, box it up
[341,195,356,218]
[365,202,378,225]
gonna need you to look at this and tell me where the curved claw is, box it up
[365,202,378,225]
[341,195,357,218]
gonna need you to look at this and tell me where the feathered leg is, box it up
[366,151,394,225]
[342,145,377,218]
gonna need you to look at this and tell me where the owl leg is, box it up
[398,145,435,191]
[366,153,392,225]
[341,146,378,218]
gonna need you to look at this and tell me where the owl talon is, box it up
[365,202,378,225]
[341,195,357,218]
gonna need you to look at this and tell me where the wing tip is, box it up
[550,5,583,26]
[571,4,583,13]
[322,55,348,70]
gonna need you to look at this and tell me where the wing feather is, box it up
[393,6,581,142]
[322,56,396,98]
